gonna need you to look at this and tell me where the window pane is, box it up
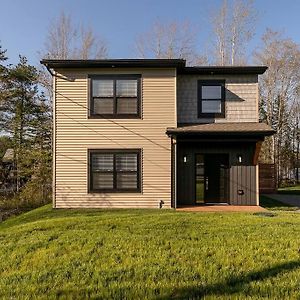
[116,154,137,171]
[92,154,113,171]
[93,98,114,114]
[202,86,221,99]
[93,80,113,97]
[117,98,137,114]
[116,80,137,97]
[117,173,137,189]
[202,100,222,113]
[93,173,113,189]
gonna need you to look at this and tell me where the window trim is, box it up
[88,74,142,119]
[197,80,225,118]
[88,149,142,193]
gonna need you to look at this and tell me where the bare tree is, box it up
[255,29,300,185]
[211,0,228,65]
[210,0,257,65]
[230,0,256,65]
[135,20,207,65]
[44,12,75,59]
[77,26,108,60]
[290,101,300,183]
[39,12,108,102]
[43,12,108,59]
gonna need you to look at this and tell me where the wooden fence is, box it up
[259,163,277,194]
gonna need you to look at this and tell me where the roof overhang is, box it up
[178,66,268,75]
[40,59,267,75]
[166,122,275,139]
[40,59,186,69]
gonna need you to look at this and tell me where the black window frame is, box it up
[88,74,142,119]
[88,149,142,193]
[198,80,225,118]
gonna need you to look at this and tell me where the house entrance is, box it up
[195,154,229,204]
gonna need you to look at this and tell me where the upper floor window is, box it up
[89,75,141,118]
[198,80,225,118]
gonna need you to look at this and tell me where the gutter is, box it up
[44,63,55,76]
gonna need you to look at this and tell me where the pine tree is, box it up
[0,44,8,105]
[0,55,51,195]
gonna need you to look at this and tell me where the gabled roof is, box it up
[166,122,275,136]
[41,59,267,75]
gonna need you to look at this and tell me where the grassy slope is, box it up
[1,206,300,299]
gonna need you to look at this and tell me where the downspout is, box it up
[44,63,56,208]
[171,136,174,208]
[45,64,55,77]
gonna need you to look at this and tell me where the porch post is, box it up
[171,136,177,209]
[256,164,259,205]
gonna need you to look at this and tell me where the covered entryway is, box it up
[176,141,242,207]
[167,122,275,207]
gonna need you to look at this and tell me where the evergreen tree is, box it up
[0,44,8,108]
[0,55,51,195]
[0,44,7,66]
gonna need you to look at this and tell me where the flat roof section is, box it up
[41,59,267,75]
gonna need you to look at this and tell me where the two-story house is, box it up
[41,59,274,208]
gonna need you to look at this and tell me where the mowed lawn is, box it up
[278,185,300,195]
[1,205,300,299]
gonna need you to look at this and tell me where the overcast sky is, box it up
[1,0,300,66]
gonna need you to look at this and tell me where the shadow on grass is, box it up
[278,190,300,196]
[259,195,297,211]
[165,260,300,299]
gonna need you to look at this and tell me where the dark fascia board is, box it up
[40,59,267,75]
[173,137,265,143]
[40,58,186,69]
[178,66,268,75]
[166,129,275,137]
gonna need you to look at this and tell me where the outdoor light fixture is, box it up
[183,155,187,163]
[237,154,242,163]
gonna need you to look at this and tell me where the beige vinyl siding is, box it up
[54,68,176,208]
[177,74,259,124]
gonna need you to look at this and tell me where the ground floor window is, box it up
[89,149,141,193]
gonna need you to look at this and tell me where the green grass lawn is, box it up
[1,205,300,299]
[278,185,300,195]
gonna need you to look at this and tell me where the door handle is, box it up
[205,177,209,190]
